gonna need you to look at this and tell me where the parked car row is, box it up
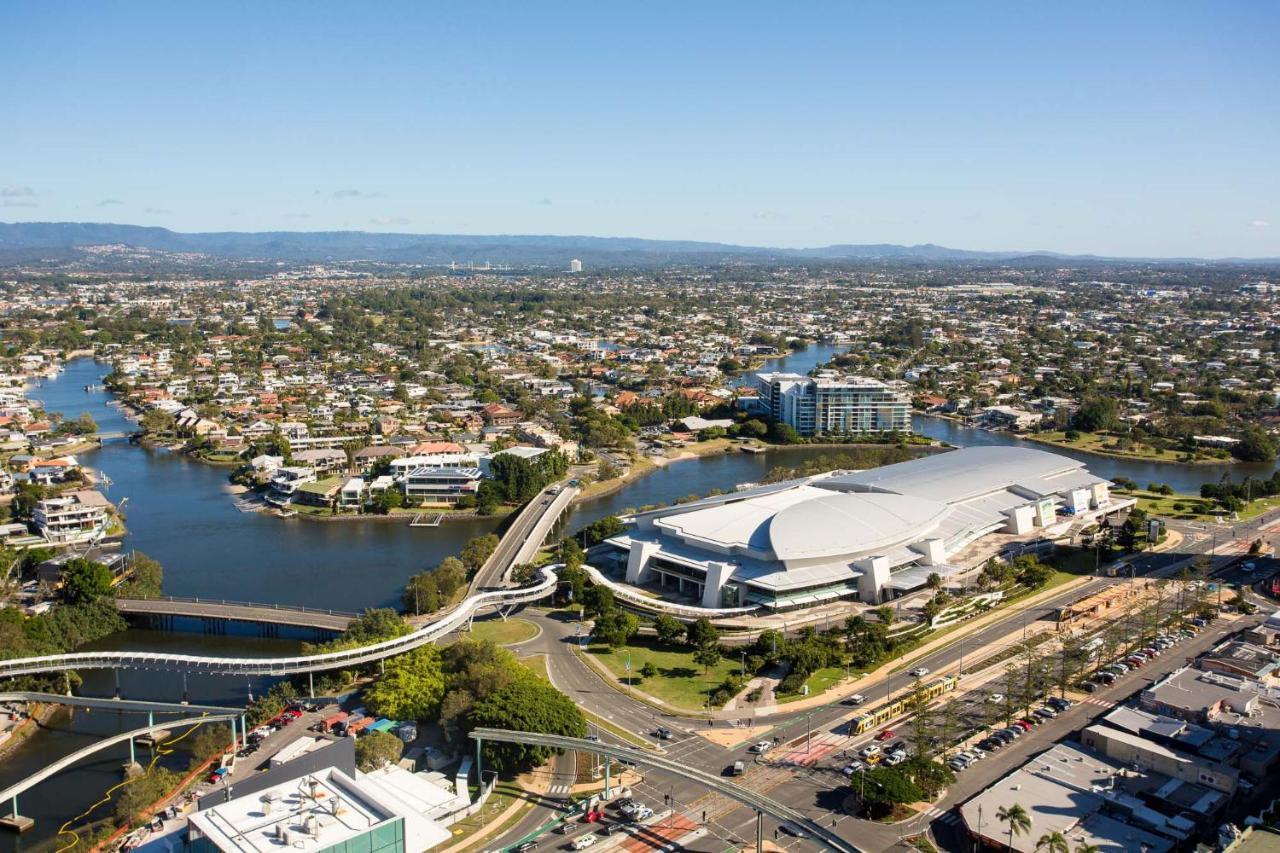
[974,697,1074,754]
[1083,626,1201,692]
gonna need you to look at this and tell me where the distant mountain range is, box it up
[1,221,1276,266]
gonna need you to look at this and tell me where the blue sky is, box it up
[2,1,1277,257]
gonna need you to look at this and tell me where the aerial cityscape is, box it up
[2,3,1279,853]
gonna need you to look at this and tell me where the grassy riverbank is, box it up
[1023,430,1229,465]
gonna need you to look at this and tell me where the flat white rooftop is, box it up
[188,767,449,853]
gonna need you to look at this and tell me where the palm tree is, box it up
[1074,845,1101,853]
[1035,831,1068,853]
[996,803,1031,851]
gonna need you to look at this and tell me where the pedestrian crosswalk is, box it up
[1080,696,1115,708]
[548,783,572,797]
[935,812,961,826]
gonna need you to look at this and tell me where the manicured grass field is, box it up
[1028,430,1225,463]
[587,638,741,711]
[467,617,539,646]
[779,665,846,704]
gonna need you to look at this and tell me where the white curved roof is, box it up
[820,445,1102,505]
[768,491,949,561]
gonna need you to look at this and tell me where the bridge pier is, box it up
[756,810,763,852]
[0,796,33,833]
[181,672,189,704]
[113,670,121,700]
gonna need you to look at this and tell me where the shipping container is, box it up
[321,712,349,733]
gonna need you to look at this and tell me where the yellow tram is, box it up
[849,674,958,735]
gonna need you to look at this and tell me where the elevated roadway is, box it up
[471,484,578,591]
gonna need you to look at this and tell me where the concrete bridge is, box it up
[116,596,357,634]
[469,482,578,592]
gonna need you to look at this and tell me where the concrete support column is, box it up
[1004,505,1035,535]
[756,810,763,853]
[701,561,735,609]
[911,538,946,566]
[855,556,890,604]
[625,540,660,585]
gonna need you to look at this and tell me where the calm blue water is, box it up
[911,415,1276,495]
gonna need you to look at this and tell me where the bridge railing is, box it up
[0,566,559,678]
[117,596,360,617]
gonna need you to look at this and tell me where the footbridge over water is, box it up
[0,565,558,679]
[0,713,241,832]
[115,597,357,634]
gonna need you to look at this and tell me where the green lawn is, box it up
[779,665,846,704]
[467,617,539,646]
[1028,431,1224,463]
[587,638,741,711]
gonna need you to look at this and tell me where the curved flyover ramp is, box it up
[0,566,557,679]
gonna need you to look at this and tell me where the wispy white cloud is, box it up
[370,216,410,226]
[284,212,312,219]
[1250,219,1270,229]
[333,189,381,199]
[1,186,34,198]
[97,198,124,207]
[143,207,170,215]
[752,210,786,221]
[2,199,37,208]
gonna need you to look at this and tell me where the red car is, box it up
[875,729,895,741]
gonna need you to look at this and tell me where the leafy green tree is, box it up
[355,731,404,771]
[467,671,587,773]
[582,584,614,618]
[116,551,164,599]
[685,617,719,648]
[592,608,639,648]
[372,488,403,514]
[364,646,445,721]
[461,534,500,576]
[858,767,923,815]
[1072,397,1117,433]
[60,558,113,603]
[693,644,722,676]
[1234,424,1277,463]
[653,614,685,645]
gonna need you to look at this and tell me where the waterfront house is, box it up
[401,466,481,504]
[33,489,111,544]
[295,477,343,509]
[293,447,348,474]
[339,476,366,510]
[266,466,315,505]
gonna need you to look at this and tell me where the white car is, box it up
[988,693,1004,703]
[841,761,868,775]
[883,750,907,766]
[749,740,773,754]
[631,806,654,821]
[909,667,930,678]
[572,834,599,850]
[859,744,882,759]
